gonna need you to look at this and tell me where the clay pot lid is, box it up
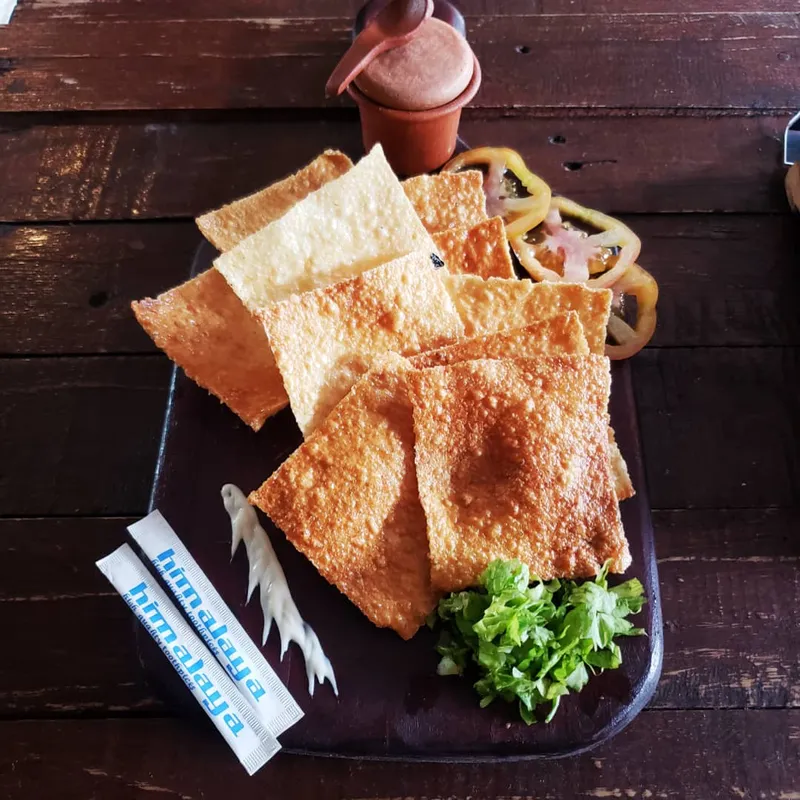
[354,17,473,112]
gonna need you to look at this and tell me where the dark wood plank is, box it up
[0,517,136,600]
[1,712,798,798]
[633,347,800,509]
[2,509,797,715]
[0,357,171,516]
[2,595,163,717]
[0,114,789,220]
[464,114,790,216]
[0,117,363,222]
[0,223,199,355]
[0,518,163,717]
[637,214,800,348]
[652,507,800,710]
[13,0,800,22]
[0,13,796,111]
[3,216,797,357]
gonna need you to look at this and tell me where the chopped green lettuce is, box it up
[429,559,645,724]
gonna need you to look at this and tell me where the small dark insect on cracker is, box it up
[430,253,445,268]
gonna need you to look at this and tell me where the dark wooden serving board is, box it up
[137,239,663,761]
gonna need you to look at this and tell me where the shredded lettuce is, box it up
[429,559,645,724]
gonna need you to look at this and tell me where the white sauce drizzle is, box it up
[221,484,338,697]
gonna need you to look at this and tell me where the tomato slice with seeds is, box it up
[443,147,552,238]
[510,196,641,288]
[605,263,659,360]
[445,148,658,359]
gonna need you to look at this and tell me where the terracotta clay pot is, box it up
[347,52,481,176]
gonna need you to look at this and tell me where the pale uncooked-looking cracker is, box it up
[196,150,353,252]
[262,250,464,436]
[403,170,488,233]
[132,269,287,430]
[442,275,611,353]
[215,145,437,314]
[433,216,515,280]
[249,355,436,639]
[409,312,588,368]
[408,356,631,592]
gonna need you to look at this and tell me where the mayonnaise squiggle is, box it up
[222,484,338,697]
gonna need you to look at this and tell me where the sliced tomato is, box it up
[445,148,658,359]
[511,196,641,288]
[605,263,659,360]
[443,147,552,238]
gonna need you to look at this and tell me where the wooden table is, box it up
[1,1,799,796]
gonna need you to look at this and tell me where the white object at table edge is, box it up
[0,0,17,25]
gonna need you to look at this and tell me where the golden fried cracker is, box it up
[442,275,611,353]
[608,427,635,501]
[403,170,488,233]
[433,217,515,280]
[518,282,611,355]
[409,313,633,500]
[409,312,588,368]
[196,150,353,252]
[249,355,436,639]
[442,274,532,338]
[263,251,463,436]
[407,356,631,591]
[132,269,287,430]
[214,145,437,314]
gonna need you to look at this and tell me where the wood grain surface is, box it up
[3,217,799,354]
[1,13,797,111]
[0,357,170,515]
[0,224,199,353]
[1,0,798,794]
[1,712,798,799]
[0,114,789,220]
[11,0,800,21]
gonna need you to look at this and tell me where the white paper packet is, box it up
[128,510,303,736]
[0,0,17,25]
[96,544,280,775]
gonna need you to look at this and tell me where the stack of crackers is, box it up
[133,145,633,640]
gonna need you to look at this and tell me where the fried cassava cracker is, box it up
[132,269,287,430]
[433,216,515,280]
[409,312,588,368]
[262,251,463,436]
[249,355,436,639]
[407,356,630,592]
[403,170,488,233]
[442,275,611,353]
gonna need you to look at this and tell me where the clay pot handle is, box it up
[325,0,433,98]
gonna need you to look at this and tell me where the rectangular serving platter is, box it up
[137,234,663,762]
